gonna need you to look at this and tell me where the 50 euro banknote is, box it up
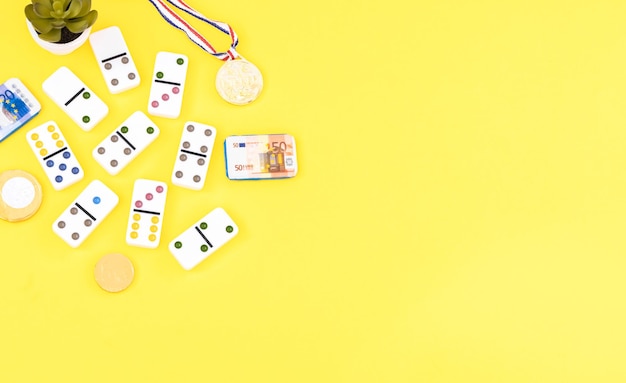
[0,78,41,143]
[224,134,298,180]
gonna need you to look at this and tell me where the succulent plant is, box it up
[25,0,98,43]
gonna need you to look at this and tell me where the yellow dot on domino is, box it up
[47,124,55,132]
[0,170,43,222]
[94,253,134,293]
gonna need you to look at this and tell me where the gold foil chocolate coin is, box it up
[215,59,263,105]
[94,253,135,293]
[0,170,43,222]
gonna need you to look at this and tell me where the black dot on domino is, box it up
[58,221,66,228]
[84,219,92,227]
[72,233,80,240]
[204,129,212,136]
[180,154,187,161]
[175,171,182,179]
[197,159,205,166]
[70,207,78,215]
[124,148,131,155]
[193,176,201,183]
[111,160,118,167]
[105,63,112,70]
[98,147,105,154]
[187,125,194,132]
[183,142,190,149]
[112,79,119,86]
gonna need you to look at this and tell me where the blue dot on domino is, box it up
[63,152,71,159]
[59,164,67,171]
[72,167,80,174]
[55,175,63,183]
[93,197,101,204]
[46,160,54,168]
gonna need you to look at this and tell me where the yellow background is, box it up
[2,0,626,381]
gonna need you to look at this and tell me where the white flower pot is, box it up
[26,20,91,55]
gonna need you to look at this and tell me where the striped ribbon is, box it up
[147,0,240,61]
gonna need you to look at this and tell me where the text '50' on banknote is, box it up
[224,134,298,180]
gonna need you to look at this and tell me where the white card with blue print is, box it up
[168,207,238,270]
[92,111,160,176]
[0,78,41,143]
[126,179,168,249]
[26,121,84,191]
[171,121,216,190]
[52,180,119,248]
[42,66,108,132]
[89,26,141,94]
[148,52,188,119]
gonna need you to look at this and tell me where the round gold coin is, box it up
[0,169,43,222]
[94,253,135,293]
[215,59,263,105]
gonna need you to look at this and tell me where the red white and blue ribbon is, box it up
[147,0,240,61]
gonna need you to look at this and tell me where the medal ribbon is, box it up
[147,0,240,61]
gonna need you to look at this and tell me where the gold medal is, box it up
[216,58,263,105]
[147,0,263,105]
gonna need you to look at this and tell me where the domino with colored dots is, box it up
[89,26,140,94]
[42,67,108,132]
[126,179,168,249]
[52,180,119,248]
[171,122,216,190]
[148,52,188,119]
[168,207,238,270]
[92,111,160,176]
[26,121,84,191]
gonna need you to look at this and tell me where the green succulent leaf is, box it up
[50,18,66,28]
[52,0,65,15]
[76,0,92,17]
[31,0,53,18]
[25,5,54,33]
[65,0,84,18]
[38,27,62,42]
[65,10,97,33]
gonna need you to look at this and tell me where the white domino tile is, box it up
[42,66,109,131]
[25,121,84,191]
[92,111,160,176]
[148,52,188,119]
[171,122,216,190]
[126,179,168,249]
[52,180,119,248]
[168,207,238,270]
[89,26,140,94]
